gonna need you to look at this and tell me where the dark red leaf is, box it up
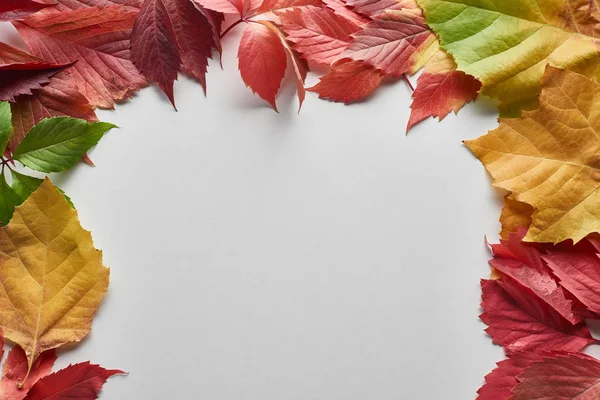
[308,60,382,103]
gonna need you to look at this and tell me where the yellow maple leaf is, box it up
[466,66,600,244]
[0,178,109,377]
[499,197,533,240]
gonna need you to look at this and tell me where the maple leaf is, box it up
[0,178,110,375]
[339,7,438,77]
[511,353,600,399]
[477,352,543,400]
[238,21,288,110]
[499,197,533,240]
[0,42,68,103]
[131,0,219,106]
[417,0,600,113]
[276,6,361,66]
[480,278,597,355]
[322,0,369,25]
[23,362,124,400]
[308,60,383,103]
[0,346,57,400]
[13,6,146,109]
[406,49,480,131]
[465,66,600,244]
[0,0,50,21]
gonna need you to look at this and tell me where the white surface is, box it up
[2,22,521,399]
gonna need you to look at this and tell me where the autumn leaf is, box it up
[308,60,382,103]
[417,0,600,113]
[322,0,369,25]
[0,178,110,375]
[0,101,11,155]
[342,0,402,17]
[276,6,361,66]
[0,346,57,400]
[131,0,219,106]
[480,278,596,355]
[0,42,68,103]
[407,49,480,131]
[23,362,124,400]
[0,0,50,21]
[194,0,246,16]
[238,21,287,110]
[477,352,542,400]
[257,0,322,14]
[465,66,600,244]
[13,6,147,109]
[511,353,600,399]
[499,197,533,240]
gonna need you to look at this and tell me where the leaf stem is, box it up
[402,74,414,92]
[220,19,245,39]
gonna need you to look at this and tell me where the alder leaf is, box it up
[407,49,480,132]
[0,43,68,103]
[465,66,600,244]
[276,6,361,66]
[0,346,57,400]
[13,6,147,109]
[339,7,438,77]
[308,60,383,103]
[0,178,110,374]
[0,0,50,21]
[480,278,596,355]
[13,117,114,173]
[238,21,287,110]
[417,0,600,113]
[499,197,533,240]
[477,352,542,400]
[511,353,600,399]
[23,362,124,400]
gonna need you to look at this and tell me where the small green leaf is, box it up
[0,102,11,155]
[13,117,116,173]
[10,170,43,202]
[0,172,21,226]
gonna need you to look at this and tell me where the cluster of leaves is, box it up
[0,178,118,399]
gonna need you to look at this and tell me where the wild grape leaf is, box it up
[499,197,533,240]
[0,0,50,21]
[23,362,123,400]
[322,0,369,25]
[257,0,321,13]
[339,6,438,77]
[0,42,68,102]
[238,21,287,110]
[465,67,600,244]
[417,0,600,114]
[480,279,596,355]
[407,49,480,131]
[0,179,110,374]
[14,6,146,109]
[0,173,21,226]
[511,353,600,399]
[0,345,57,400]
[193,0,246,16]
[276,6,361,66]
[342,0,402,17]
[477,352,543,400]
[131,0,218,106]
[308,60,382,103]
[35,0,142,11]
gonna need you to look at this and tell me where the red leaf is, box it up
[0,42,69,102]
[14,6,146,109]
[480,279,596,355]
[0,347,57,400]
[343,0,402,17]
[544,242,600,316]
[512,353,600,399]
[308,60,382,103]
[276,6,360,66]
[407,50,480,131]
[322,0,368,25]
[488,230,588,325]
[0,0,50,21]
[23,362,124,400]
[477,353,543,400]
[340,9,437,77]
[257,0,321,13]
[194,0,245,16]
[238,21,287,110]
[35,0,142,12]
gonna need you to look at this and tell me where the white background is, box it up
[1,21,579,400]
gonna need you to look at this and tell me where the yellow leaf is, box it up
[466,66,600,244]
[499,197,533,240]
[0,178,109,376]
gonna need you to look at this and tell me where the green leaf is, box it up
[0,102,11,155]
[10,169,43,202]
[0,171,21,226]
[13,117,116,173]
